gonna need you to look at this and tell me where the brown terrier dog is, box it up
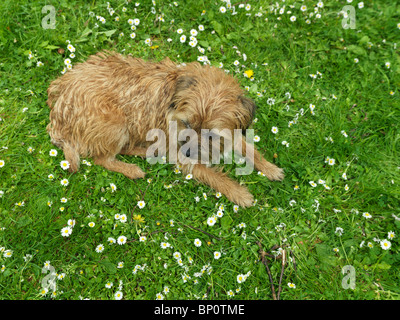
[47,51,284,207]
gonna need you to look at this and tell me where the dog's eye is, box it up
[181,120,191,128]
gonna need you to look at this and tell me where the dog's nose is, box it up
[186,149,191,157]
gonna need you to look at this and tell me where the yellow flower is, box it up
[244,69,254,78]
[133,214,145,224]
[150,45,159,50]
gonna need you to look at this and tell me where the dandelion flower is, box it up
[133,214,145,223]
[244,69,254,78]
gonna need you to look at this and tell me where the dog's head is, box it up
[167,64,256,164]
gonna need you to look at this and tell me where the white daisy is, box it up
[117,235,127,245]
[61,226,72,237]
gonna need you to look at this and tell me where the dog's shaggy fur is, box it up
[47,51,283,207]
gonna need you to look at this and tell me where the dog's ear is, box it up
[238,96,256,130]
[169,76,197,109]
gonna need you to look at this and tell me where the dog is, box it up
[46,51,284,207]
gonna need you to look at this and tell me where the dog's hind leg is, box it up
[94,155,145,180]
[119,146,148,158]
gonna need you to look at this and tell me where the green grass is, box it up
[0,0,399,300]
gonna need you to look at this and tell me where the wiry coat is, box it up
[47,51,283,207]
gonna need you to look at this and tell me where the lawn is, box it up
[0,0,399,300]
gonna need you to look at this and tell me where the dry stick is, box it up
[277,249,286,300]
[257,241,277,300]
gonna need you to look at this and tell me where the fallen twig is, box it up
[277,249,286,300]
[257,241,277,300]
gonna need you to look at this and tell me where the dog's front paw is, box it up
[124,165,146,180]
[229,186,254,208]
[265,165,284,181]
